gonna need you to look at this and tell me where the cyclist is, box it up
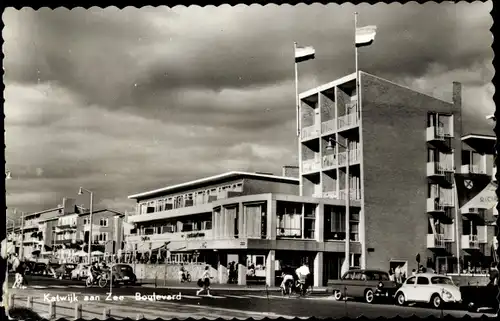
[280,272,295,294]
[88,262,100,284]
[295,263,311,294]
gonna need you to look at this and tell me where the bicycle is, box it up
[86,272,109,288]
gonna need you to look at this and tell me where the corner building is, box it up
[298,71,463,276]
[126,171,358,286]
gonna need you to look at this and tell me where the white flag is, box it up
[356,25,377,47]
[340,256,349,277]
[295,45,315,63]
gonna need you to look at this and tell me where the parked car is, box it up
[461,284,499,313]
[31,263,47,275]
[110,264,137,285]
[395,273,462,309]
[53,263,77,279]
[70,264,90,280]
[328,269,397,303]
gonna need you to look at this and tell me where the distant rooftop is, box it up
[128,171,299,200]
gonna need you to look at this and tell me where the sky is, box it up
[3,2,494,218]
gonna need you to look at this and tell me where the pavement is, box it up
[5,274,498,319]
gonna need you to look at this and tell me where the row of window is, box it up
[82,218,109,227]
[138,183,244,214]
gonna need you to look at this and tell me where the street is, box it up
[6,275,497,319]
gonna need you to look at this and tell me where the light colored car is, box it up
[71,264,89,280]
[395,273,462,309]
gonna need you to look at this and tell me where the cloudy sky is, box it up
[3,2,494,217]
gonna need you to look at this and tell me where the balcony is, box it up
[461,235,480,250]
[323,191,338,199]
[321,119,336,134]
[427,162,453,177]
[301,124,319,141]
[337,113,359,130]
[493,203,498,216]
[460,207,483,217]
[426,126,446,141]
[302,159,321,174]
[427,234,445,249]
[322,154,337,168]
[338,189,361,201]
[460,165,486,175]
[427,198,444,212]
[125,230,213,243]
[493,166,497,182]
[338,149,361,166]
[23,219,40,230]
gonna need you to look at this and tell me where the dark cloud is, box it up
[3,2,493,214]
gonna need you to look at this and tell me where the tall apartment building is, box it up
[297,71,470,275]
[457,134,496,273]
[126,170,360,286]
[11,197,124,263]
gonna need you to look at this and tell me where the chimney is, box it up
[452,82,462,109]
[62,198,76,215]
[282,166,299,178]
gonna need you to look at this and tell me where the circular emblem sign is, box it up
[464,179,473,189]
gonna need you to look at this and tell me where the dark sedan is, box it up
[54,263,77,279]
[110,264,137,285]
[31,263,47,275]
[461,284,499,313]
[328,269,398,304]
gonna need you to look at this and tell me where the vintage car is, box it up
[70,264,90,280]
[53,263,77,279]
[395,273,462,309]
[461,284,499,313]
[110,264,137,285]
[328,269,397,303]
[31,262,47,275]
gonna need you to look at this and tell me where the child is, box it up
[196,266,213,296]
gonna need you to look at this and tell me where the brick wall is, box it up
[360,72,461,272]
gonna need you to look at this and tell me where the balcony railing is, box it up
[338,149,360,166]
[427,234,445,248]
[323,191,338,199]
[461,234,480,250]
[321,119,336,134]
[301,124,319,141]
[460,165,486,175]
[322,154,337,168]
[427,198,444,212]
[276,228,302,239]
[337,113,359,130]
[125,229,213,243]
[302,159,321,173]
[460,207,483,216]
[427,161,454,176]
[338,189,361,201]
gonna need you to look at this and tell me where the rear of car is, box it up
[112,264,137,285]
[71,264,89,280]
[33,263,47,275]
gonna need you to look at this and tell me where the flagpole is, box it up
[355,12,359,103]
[294,42,303,197]
[453,179,461,275]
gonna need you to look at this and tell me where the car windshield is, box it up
[431,277,454,285]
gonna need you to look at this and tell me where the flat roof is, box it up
[128,171,300,200]
[39,208,124,222]
[461,134,495,141]
[24,207,62,218]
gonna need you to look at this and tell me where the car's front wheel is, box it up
[467,302,478,313]
[430,294,443,309]
[396,292,406,306]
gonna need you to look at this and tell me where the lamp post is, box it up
[326,137,351,273]
[78,187,94,265]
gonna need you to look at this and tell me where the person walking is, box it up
[196,266,213,296]
[488,262,499,287]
